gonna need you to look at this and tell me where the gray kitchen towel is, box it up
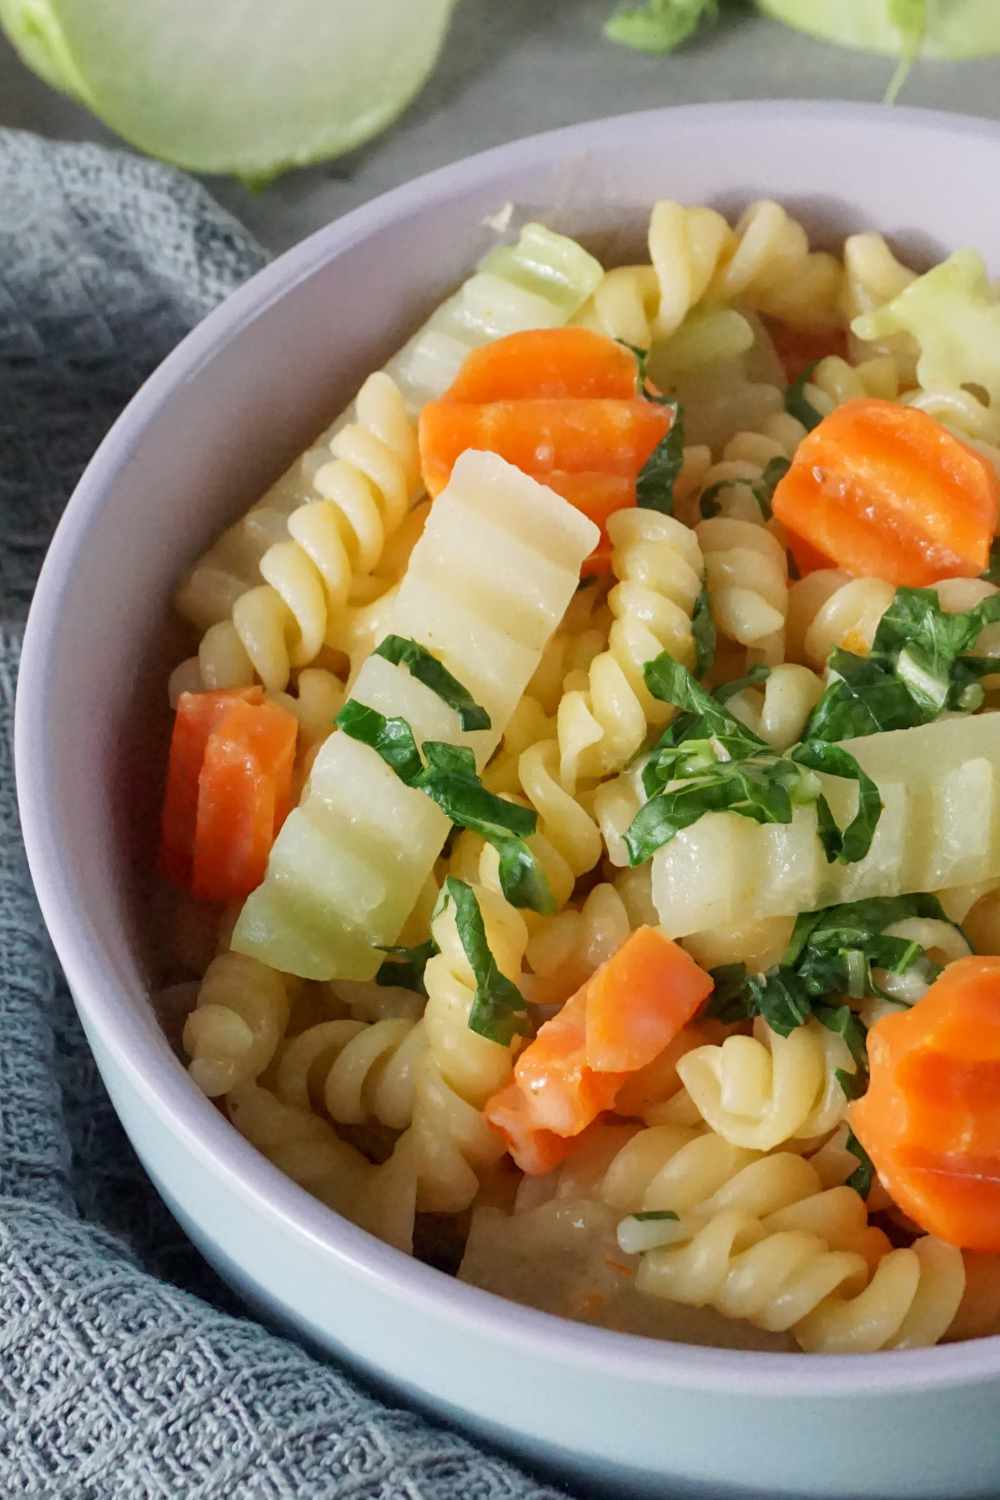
[0,127,569,1500]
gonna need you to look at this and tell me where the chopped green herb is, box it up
[626,655,881,867]
[788,741,882,865]
[632,1210,680,1222]
[835,1067,868,1102]
[691,585,716,679]
[442,877,530,1044]
[752,456,790,520]
[706,894,959,1054]
[374,635,491,731]
[845,1128,875,1198]
[336,704,554,913]
[636,400,685,515]
[335,700,423,783]
[807,586,1000,742]
[375,938,437,995]
[785,360,824,430]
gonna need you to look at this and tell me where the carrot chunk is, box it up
[484,928,713,1172]
[159,687,264,888]
[772,398,1000,586]
[444,325,640,403]
[850,956,1000,1251]
[418,328,673,573]
[160,689,297,904]
[585,926,713,1074]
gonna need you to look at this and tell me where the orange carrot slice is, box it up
[483,1083,575,1176]
[160,687,264,888]
[418,328,674,573]
[191,697,298,903]
[161,689,297,904]
[772,398,1000,586]
[485,928,713,1172]
[850,956,1000,1251]
[444,325,640,402]
[585,927,713,1073]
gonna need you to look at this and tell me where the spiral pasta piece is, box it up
[697,516,788,666]
[800,353,900,420]
[842,230,918,375]
[556,508,705,788]
[226,1082,415,1250]
[676,1017,857,1151]
[786,570,896,669]
[636,1211,872,1334]
[523,882,631,1005]
[376,884,530,1230]
[182,951,294,1098]
[273,1016,428,1131]
[688,412,807,527]
[794,1236,966,1353]
[722,663,824,751]
[706,200,844,331]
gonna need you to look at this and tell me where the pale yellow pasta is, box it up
[786,570,895,669]
[685,412,806,528]
[274,1016,427,1130]
[372,884,529,1240]
[723,664,824,751]
[697,515,788,665]
[795,1236,965,1353]
[183,951,293,1098]
[556,508,704,788]
[948,1253,1000,1340]
[226,1081,414,1248]
[676,1018,857,1151]
[800,353,900,419]
[524,882,631,1005]
[841,230,918,375]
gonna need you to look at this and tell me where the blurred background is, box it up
[3,0,1000,253]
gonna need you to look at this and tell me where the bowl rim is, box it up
[16,98,1000,1398]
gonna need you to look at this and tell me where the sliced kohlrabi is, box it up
[0,0,458,178]
[755,0,1000,59]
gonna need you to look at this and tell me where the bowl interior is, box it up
[16,101,1000,1394]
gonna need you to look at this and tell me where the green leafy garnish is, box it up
[632,1210,680,1222]
[706,894,958,1080]
[441,877,530,1044]
[375,939,437,995]
[336,704,554,913]
[636,400,685,515]
[845,1128,875,1199]
[785,360,823,430]
[374,635,491,731]
[691,586,716,679]
[751,456,790,521]
[625,655,881,866]
[788,741,882,865]
[335,701,424,782]
[807,586,1000,741]
[604,0,718,53]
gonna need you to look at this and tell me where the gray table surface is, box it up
[3,3,1000,254]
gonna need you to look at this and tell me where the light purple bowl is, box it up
[16,102,1000,1500]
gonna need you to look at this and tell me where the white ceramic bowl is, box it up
[16,102,1000,1500]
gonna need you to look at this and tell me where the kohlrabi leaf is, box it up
[755,0,1000,60]
[0,0,458,178]
[853,250,1000,407]
[604,0,719,54]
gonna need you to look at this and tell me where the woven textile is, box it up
[0,128,569,1500]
